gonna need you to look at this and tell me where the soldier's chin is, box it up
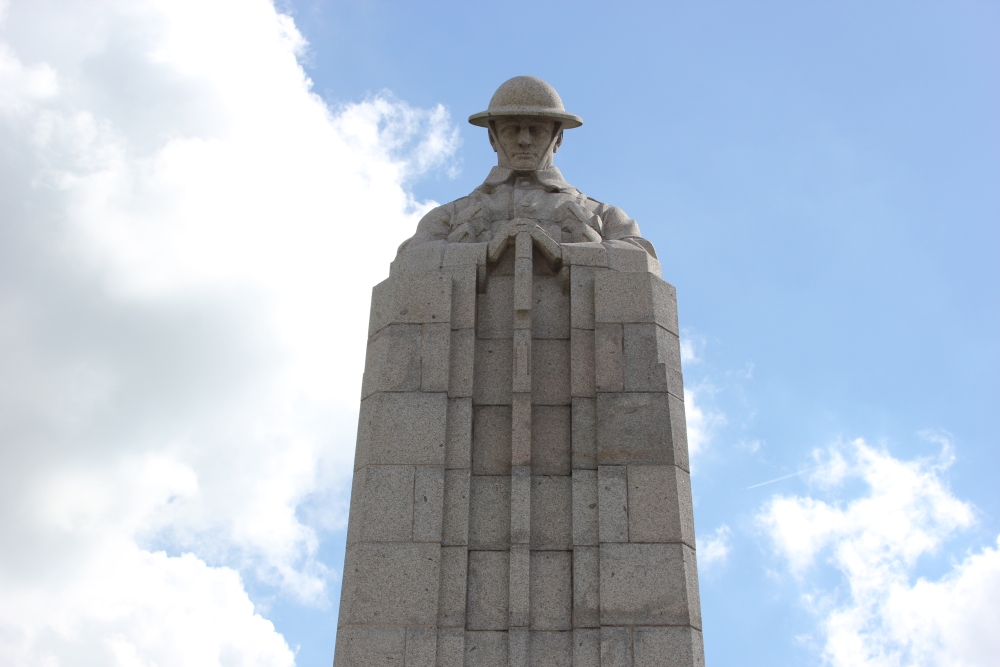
[510,156,541,170]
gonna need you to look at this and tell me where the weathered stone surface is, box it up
[469,476,510,549]
[355,392,446,469]
[405,626,436,667]
[623,323,682,396]
[532,275,570,339]
[442,469,469,546]
[594,270,677,334]
[571,328,596,397]
[413,465,444,542]
[596,392,677,467]
[334,625,405,666]
[571,397,597,469]
[531,339,570,405]
[467,551,509,630]
[633,626,706,667]
[473,339,512,405]
[464,631,508,667]
[339,542,440,626]
[531,405,571,475]
[346,465,413,545]
[594,323,624,392]
[572,470,599,546]
[530,551,572,630]
[598,465,628,543]
[445,397,472,469]
[570,266,597,330]
[573,628,601,667]
[530,475,572,549]
[472,405,512,475]
[573,546,600,628]
[369,273,452,336]
[437,546,468,627]
[477,275,513,339]
[599,543,700,627]
[531,631,573,666]
[436,628,465,667]
[447,328,475,398]
[361,324,421,398]
[600,626,633,667]
[627,465,696,547]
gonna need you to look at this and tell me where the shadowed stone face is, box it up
[489,116,562,172]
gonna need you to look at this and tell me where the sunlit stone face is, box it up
[490,116,561,171]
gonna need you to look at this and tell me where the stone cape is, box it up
[332,165,705,667]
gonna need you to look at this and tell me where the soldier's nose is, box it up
[517,127,533,145]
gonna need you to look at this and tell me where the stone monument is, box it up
[334,76,704,667]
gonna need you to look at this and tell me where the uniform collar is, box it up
[477,166,577,195]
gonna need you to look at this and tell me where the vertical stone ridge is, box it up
[509,232,533,667]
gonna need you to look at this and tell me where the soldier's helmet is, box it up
[469,76,583,129]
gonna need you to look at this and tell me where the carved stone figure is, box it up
[334,76,704,667]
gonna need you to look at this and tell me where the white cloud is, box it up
[684,384,726,465]
[758,437,999,666]
[0,0,458,663]
[697,524,732,569]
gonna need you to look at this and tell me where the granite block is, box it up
[473,339,512,405]
[389,241,445,277]
[532,274,570,339]
[333,625,404,667]
[594,323,624,392]
[445,397,472,470]
[573,628,601,667]
[447,328,475,398]
[600,626,632,667]
[443,241,487,268]
[600,543,699,627]
[512,392,531,467]
[627,465,695,546]
[571,328,596,398]
[571,397,597,470]
[669,392,690,472]
[436,628,464,667]
[437,546,468,628]
[413,465,444,542]
[531,339,571,405]
[509,544,530,627]
[562,241,608,268]
[464,631,507,667]
[570,266,597,330]
[511,466,531,545]
[633,626,706,667]
[369,272,452,336]
[509,627,529,667]
[598,466,629,543]
[467,551,509,630]
[361,324,421,398]
[531,631,572,666]
[623,323,683,396]
[530,550,572,630]
[442,469,470,546]
[468,476,510,550]
[445,263,478,331]
[346,465,413,545]
[532,405,571,476]
[530,475,572,550]
[472,405,512,475]
[596,393,676,466]
[476,275,513,339]
[420,322,451,392]
[405,626,436,667]
[605,238,662,276]
[572,546,600,628]
[339,542,440,625]
[356,393,446,469]
[593,270,677,335]
[572,470,599,546]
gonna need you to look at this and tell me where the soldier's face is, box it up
[491,117,561,171]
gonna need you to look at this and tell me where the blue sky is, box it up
[0,1,996,665]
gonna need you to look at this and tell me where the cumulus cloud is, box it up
[758,438,999,666]
[697,524,732,569]
[0,0,458,663]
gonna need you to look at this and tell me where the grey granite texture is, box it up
[335,76,703,666]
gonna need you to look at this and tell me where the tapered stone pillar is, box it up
[335,236,703,667]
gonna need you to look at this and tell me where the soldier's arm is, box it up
[597,203,658,258]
